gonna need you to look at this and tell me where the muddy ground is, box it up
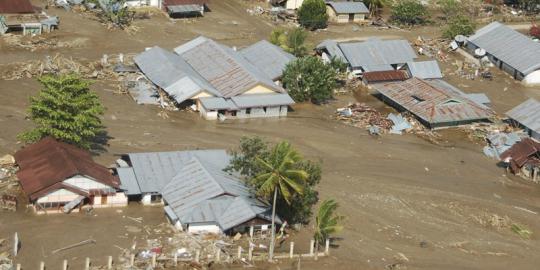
[1,1,540,269]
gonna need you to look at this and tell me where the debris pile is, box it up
[1,34,88,51]
[0,238,13,270]
[413,36,449,62]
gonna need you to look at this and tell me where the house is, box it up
[500,138,540,183]
[361,70,409,85]
[372,78,494,129]
[270,0,305,10]
[316,38,417,76]
[325,1,369,23]
[163,0,208,18]
[134,37,296,120]
[14,138,127,214]
[0,0,58,35]
[116,150,278,234]
[506,98,540,141]
[404,60,443,79]
[466,22,540,84]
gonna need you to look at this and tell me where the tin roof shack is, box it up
[117,150,278,234]
[500,138,540,183]
[14,138,127,214]
[325,1,369,24]
[372,78,494,129]
[315,38,417,77]
[466,22,540,85]
[506,98,540,141]
[134,37,296,121]
[0,0,58,35]
[163,0,208,18]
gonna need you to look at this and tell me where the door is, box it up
[349,14,354,22]
[101,195,107,205]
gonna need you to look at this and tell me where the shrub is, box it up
[391,0,429,25]
[442,16,476,39]
[297,0,328,30]
[282,56,337,104]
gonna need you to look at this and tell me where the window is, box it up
[246,108,251,114]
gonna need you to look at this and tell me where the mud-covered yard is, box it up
[1,1,540,269]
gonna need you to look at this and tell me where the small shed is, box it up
[326,1,369,23]
[500,138,540,182]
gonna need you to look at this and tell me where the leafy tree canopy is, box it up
[298,0,328,30]
[442,15,476,39]
[282,56,337,104]
[270,27,309,57]
[390,0,429,25]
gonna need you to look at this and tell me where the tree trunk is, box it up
[268,188,278,262]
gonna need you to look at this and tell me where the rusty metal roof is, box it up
[374,78,494,125]
[363,70,409,83]
[14,137,119,200]
[0,0,36,14]
[500,138,540,167]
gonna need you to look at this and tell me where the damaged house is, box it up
[14,138,127,214]
[134,37,296,120]
[315,38,417,77]
[372,78,494,129]
[506,98,540,141]
[466,22,540,85]
[116,150,278,234]
[0,0,58,35]
[500,138,540,183]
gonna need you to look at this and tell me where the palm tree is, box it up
[313,199,344,259]
[253,141,308,262]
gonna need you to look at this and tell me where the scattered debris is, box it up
[52,239,97,254]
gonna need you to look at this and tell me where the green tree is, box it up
[282,56,337,104]
[437,0,462,19]
[226,136,322,225]
[269,28,309,57]
[313,199,344,258]
[363,0,387,16]
[18,74,105,149]
[297,0,328,30]
[97,0,134,29]
[391,0,429,25]
[252,141,308,261]
[442,16,476,39]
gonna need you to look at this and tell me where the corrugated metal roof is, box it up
[134,46,219,104]
[14,137,119,200]
[117,167,141,195]
[125,149,229,193]
[199,97,238,110]
[230,93,295,109]
[240,40,296,80]
[374,78,494,125]
[500,138,540,167]
[326,1,369,14]
[363,64,394,72]
[427,79,490,109]
[161,158,274,231]
[467,22,540,75]
[406,60,443,79]
[338,39,417,69]
[465,93,491,106]
[316,39,348,63]
[506,98,540,134]
[362,70,409,83]
[174,36,284,97]
[0,0,35,14]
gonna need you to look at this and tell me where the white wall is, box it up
[93,193,128,208]
[142,194,163,205]
[187,224,222,234]
[286,0,304,9]
[63,175,110,191]
[523,70,540,85]
[36,189,79,203]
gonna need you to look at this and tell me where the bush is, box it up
[18,74,105,150]
[391,0,429,25]
[442,16,476,39]
[269,27,309,57]
[282,56,337,104]
[297,0,328,30]
[437,0,462,18]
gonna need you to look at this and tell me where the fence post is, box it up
[248,246,253,261]
[16,264,20,270]
[151,253,156,267]
[289,242,295,258]
[195,250,200,263]
[325,239,330,255]
[130,254,135,267]
[84,258,90,270]
[62,260,68,270]
[39,261,45,270]
[249,226,254,240]
[237,246,242,259]
[216,248,221,262]
[174,253,178,266]
[107,256,113,269]
[309,240,315,256]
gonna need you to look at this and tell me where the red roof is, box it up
[363,70,409,83]
[164,0,208,6]
[0,0,36,14]
[14,137,120,200]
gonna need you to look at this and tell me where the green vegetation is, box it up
[97,0,134,28]
[390,0,429,25]
[314,199,344,252]
[18,74,105,150]
[442,16,476,39]
[511,223,533,239]
[282,56,338,104]
[297,0,328,30]
[437,0,462,18]
[363,0,387,16]
[269,28,309,57]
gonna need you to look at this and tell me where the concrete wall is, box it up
[285,0,304,9]
[327,6,366,23]
[200,105,218,120]
[523,70,540,85]
[142,194,163,205]
[92,193,128,208]
[188,223,222,234]
[36,189,79,204]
